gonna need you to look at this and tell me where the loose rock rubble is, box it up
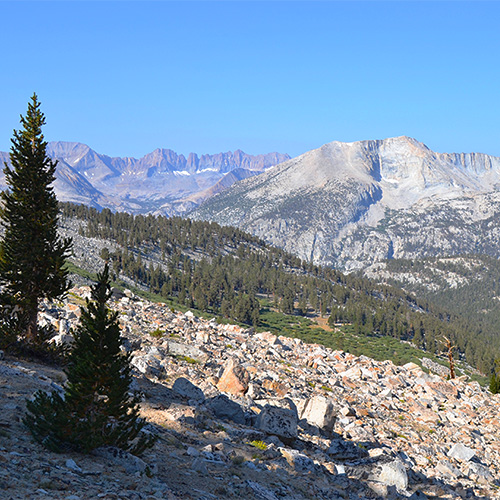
[1,286,500,499]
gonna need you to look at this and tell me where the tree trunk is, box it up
[26,304,39,343]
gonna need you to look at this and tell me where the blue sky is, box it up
[1,1,499,159]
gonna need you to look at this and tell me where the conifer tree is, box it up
[0,94,72,343]
[489,373,500,394]
[490,361,500,394]
[25,264,155,454]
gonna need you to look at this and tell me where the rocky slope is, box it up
[0,143,289,216]
[363,256,498,295]
[190,137,500,270]
[2,286,499,499]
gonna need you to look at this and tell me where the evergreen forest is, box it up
[61,202,500,376]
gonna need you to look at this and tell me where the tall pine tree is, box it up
[24,264,155,454]
[0,94,72,343]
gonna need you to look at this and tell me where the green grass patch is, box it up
[258,305,317,337]
[174,355,199,365]
[150,328,164,338]
[64,260,96,281]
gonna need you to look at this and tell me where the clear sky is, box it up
[1,1,499,159]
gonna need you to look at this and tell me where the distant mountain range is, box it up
[5,136,500,273]
[190,136,500,270]
[0,142,290,216]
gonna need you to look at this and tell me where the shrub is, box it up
[24,264,155,454]
[249,440,267,450]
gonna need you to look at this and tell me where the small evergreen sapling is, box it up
[25,264,154,454]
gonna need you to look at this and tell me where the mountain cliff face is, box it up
[0,142,290,215]
[190,136,500,270]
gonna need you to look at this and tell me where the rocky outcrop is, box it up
[216,358,250,396]
[299,394,336,437]
[255,403,298,444]
[2,286,500,499]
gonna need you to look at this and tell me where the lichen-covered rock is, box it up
[255,404,297,444]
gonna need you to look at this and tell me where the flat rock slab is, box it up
[447,443,475,462]
[165,340,208,363]
[205,394,246,425]
[172,377,205,402]
[379,459,408,491]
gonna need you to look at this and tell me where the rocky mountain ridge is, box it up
[190,137,500,270]
[0,142,290,216]
[2,285,499,499]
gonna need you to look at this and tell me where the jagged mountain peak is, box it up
[0,141,290,216]
[319,135,429,154]
[47,141,92,165]
[146,147,183,158]
[275,135,499,194]
[381,134,429,148]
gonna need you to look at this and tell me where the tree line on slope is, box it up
[61,202,499,375]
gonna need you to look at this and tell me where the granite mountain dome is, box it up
[190,136,500,270]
